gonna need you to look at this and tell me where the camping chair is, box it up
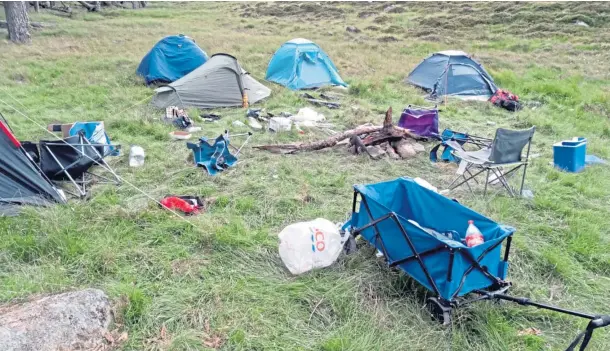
[429,128,492,163]
[187,131,252,176]
[36,131,120,197]
[447,127,535,197]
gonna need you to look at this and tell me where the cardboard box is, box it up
[47,122,104,138]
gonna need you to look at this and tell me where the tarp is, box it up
[0,118,64,216]
[266,38,347,90]
[137,34,209,85]
[153,53,271,109]
[349,177,513,300]
[406,50,497,100]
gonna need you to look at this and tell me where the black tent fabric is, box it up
[0,119,64,215]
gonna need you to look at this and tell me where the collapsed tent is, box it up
[406,50,497,100]
[137,34,209,85]
[0,116,65,216]
[265,38,347,90]
[153,54,271,109]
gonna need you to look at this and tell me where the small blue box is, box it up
[553,137,587,172]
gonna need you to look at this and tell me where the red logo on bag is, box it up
[310,227,325,252]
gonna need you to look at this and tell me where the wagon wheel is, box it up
[426,297,452,326]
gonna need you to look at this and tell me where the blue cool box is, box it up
[553,137,587,172]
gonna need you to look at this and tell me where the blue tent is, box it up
[137,35,209,85]
[265,38,347,90]
[406,50,497,100]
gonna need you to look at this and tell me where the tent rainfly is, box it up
[152,54,271,109]
[406,50,497,100]
[266,38,347,90]
[0,116,65,216]
[137,34,209,85]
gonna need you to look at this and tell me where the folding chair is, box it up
[36,131,121,197]
[186,131,252,176]
[429,128,492,163]
[447,127,535,197]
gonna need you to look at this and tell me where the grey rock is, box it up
[395,139,416,159]
[384,5,404,13]
[574,20,590,27]
[0,289,112,351]
[366,145,387,159]
[412,142,425,153]
[346,26,361,33]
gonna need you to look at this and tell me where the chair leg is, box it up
[519,163,528,196]
[484,169,490,196]
[449,168,486,192]
[492,168,515,197]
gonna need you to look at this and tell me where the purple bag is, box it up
[398,107,439,138]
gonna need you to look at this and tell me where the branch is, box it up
[77,1,96,11]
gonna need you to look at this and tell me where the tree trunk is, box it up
[4,2,31,44]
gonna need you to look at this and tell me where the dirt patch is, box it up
[378,36,399,43]
[10,73,28,84]
[358,11,377,19]
[241,2,344,19]
[382,25,403,34]
[374,15,391,24]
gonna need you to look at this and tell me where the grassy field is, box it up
[1,2,610,350]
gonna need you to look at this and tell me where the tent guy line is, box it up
[0,94,198,228]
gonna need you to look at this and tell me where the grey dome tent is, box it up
[406,50,497,100]
[0,115,65,216]
[153,53,271,109]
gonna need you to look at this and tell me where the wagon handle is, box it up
[475,291,609,350]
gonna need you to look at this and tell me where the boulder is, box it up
[0,289,112,351]
[412,142,425,153]
[346,26,361,33]
[366,145,387,160]
[394,140,417,159]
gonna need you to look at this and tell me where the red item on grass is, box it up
[160,196,201,215]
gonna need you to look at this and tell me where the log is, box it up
[77,1,96,11]
[253,124,383,154]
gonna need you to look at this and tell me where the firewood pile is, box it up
[254,107,427,159]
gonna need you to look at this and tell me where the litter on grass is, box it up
[278,218,343,275]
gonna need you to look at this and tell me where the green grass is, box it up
[1,2,610,350]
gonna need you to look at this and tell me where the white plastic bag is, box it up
[278,218,343,275]
[129,145,145,167]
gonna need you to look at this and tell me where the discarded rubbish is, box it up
[414,177,438,193]
[292,107,326,125]
[200,114,221,122]
[186,131,252,176]
[186,126,201,133]
[129,145,145,167]
[160,195,205,215]
[232,120,247,128]
[169,131,192,140]
[585,154,607,165]
[269,117,292,132]
[247,117,263,130]
[278,218,343,275]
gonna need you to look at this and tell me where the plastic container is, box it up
[269,117,292,132]
[553,137,586,173]
[129,145,145,167]
[169,131,192,140]
[465,220,484,247]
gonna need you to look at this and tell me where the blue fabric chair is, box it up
[187,134,237,176]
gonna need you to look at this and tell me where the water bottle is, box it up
[129,145,145,167]
[465,220,484,247]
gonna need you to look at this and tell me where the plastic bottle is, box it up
[465,220,484,247]
[129,145,145,167]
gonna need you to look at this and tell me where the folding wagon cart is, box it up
[343,178,609,350]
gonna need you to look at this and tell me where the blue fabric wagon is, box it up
[344,178,609,349]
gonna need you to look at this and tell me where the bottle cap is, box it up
[468,220,473,224]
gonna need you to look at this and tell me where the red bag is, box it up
[490,89,521,112]
[160,196,203,215]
